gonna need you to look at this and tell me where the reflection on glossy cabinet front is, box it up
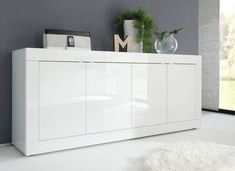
[86,63,132,133]
[132,64,167,127]
[39,62,86,140]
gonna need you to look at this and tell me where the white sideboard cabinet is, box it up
[12,48,201,156]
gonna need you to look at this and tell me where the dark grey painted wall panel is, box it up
[0,0,198,143]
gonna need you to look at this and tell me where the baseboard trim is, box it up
[203,109,235,115]
[0,143,12,148]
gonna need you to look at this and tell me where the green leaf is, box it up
[160,31,167,41]
[169,28,184,35]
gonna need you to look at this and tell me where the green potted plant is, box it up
[115,8,155,53]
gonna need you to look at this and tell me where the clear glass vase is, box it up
[154,34,178,54]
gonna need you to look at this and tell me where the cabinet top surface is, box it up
[12,48,201,64]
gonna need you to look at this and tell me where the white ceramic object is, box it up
[123,20,143,52]
[12,48,201,156]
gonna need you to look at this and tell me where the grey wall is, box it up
[0,0,198,144]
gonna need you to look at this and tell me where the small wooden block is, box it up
[114,34,131,52]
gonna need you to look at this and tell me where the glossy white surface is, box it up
[12,48,201,156]
[15,48,200,64]
[167,64,196,122]
[12,51,27,154]
[132,64,167,127]
[87,63,132,133]
[39,62,86,140]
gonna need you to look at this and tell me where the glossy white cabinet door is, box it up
[167,64,196,122]
[39,62,86,140]
[132,64,167,127]
[87,63,132,133]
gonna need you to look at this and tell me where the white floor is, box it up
[1,111,235,171]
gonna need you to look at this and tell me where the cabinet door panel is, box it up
[132,64,167,127]
[39,62,86,140]
[167,64,196,122]
[87,63,131,133]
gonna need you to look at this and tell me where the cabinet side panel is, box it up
[26,61,39,151]
[196,57,202,121]
[12,50,26,153]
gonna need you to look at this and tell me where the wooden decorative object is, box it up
[114,34,131,52]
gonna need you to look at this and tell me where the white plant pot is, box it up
[123,20,143,53]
